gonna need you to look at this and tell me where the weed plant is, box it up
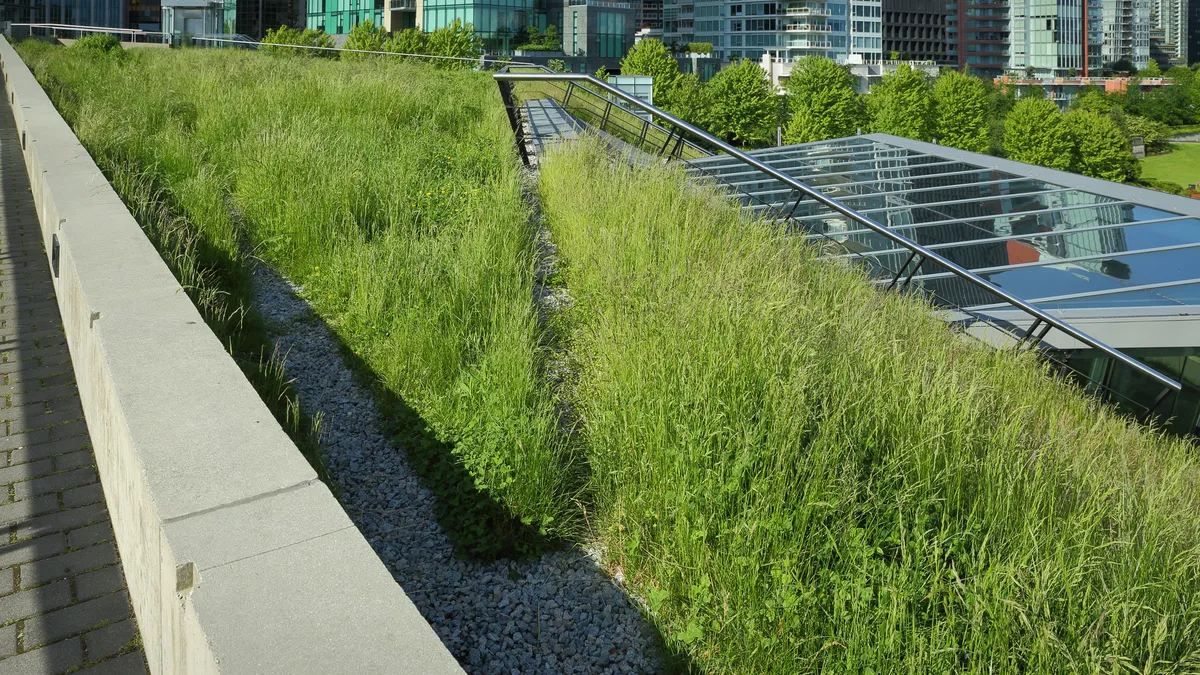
[539,139,1200,673]
[16,41,578,555]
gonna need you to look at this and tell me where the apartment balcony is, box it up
[786,39,832,48]
[389,0,415,10]
[785,5,831,17]
[784,22,832,31]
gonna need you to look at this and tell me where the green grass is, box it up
[17,40,580,556]
[540,138,1200,673]
[1169,124,1200,136]
[21,41,1200,673]
[1141,142,1200,188]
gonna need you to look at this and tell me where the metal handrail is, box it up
[493,70,1183,396]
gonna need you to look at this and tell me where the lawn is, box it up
[1142,142,1200,188]
[21,41,1200,673]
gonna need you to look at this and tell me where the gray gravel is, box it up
[248,261,664,674]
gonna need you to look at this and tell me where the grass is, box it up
[17,40,580,556]
[1141,142,1200,189]
[21,41,1200,673]
[540,138,1200,673]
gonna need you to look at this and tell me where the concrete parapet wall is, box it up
[0,38,463,675]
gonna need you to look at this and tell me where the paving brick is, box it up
[0,635,83,675]
[13,468,97,501]
[22,591,131,649]
[14,503,107,542]
[9,438,90,466]
[0,566,13,596]
[0,580,71,624]
[48,421,88,442]
[0,430,52,454]
[82,618,135,662]
[75,651,147,675]
[6,386,82,410]
[53,450,92,473]
[75,566,125,603]
[0,494,59,527]
[62,483,105,509]
[0,532,65,567]
[0,621,14,658]
[20,543,117,589]
[65,523,112,552]
[0,459,52,485]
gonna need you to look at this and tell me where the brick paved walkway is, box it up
[0,101,147,673]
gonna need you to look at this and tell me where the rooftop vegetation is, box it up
[20,41,1200,672]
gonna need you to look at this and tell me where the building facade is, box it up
[561,0,636,58]
[663,0,883,64]
[881,0,946,62]
[1148,0,1186,65]
[305,0,381,33]
[1190,0,1199,65]
[0,0,127,25]
[639,0,662,27]
[1101,0,1149,68]
[946,0,1009,76]
[1009,0,1102,77]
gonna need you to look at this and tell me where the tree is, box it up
[1166,65,1194,85]
[983,79,1016,154]
[1003,98,1071,169]
[1063,109,1139,181]
[1109,59,1135,74]
[426,18,482,68]
[620,39,681,98]
[342,20,386,59]
[384,28,428,57]
[595,65,610,81]
[662,72,713,130]
[1141,59,1162,77]
[705,58,778,147]
[866,63,932,140]
[783,56,863,144]
[1125,114,1172,153]
[931,69,989,152]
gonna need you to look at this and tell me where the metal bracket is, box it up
[1138,386,1173,423]
[886,250,924,292]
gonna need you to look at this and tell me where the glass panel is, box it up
[921,245,1200,308]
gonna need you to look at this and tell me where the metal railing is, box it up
[492,69,1183,415]
[9,22,166,43]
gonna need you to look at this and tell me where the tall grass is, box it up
[540,139,1200,673]
[17,41,579,554]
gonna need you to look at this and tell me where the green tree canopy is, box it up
[1003,98,1071,169]
[261,26,336,57]
[342,20,386,59]
[1141,59,1163,77]
[1063,109,1139,181]
[1124,114,1172,152]
[706,58,779,147]
[620,39,681,97]
[783,56,862,144]
[931,69,989,152]
[867,63,932,140]
[1166,65,1195,85]
[661,72,713,130]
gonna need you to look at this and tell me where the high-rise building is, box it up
[238,0,299,36]
[561,0,637,58]
[305,0,382,33]
[1010,0,1102,77]
[663,0,882,64]
[882,0,947,62]
[640,0,663,27]
[1101,0,1150,68]
[946,0,1009,76]
[0,0,126,25]
[1148,0,1186,64]
[1189,0,1199,65]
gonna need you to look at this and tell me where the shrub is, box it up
[425,18,482,68]
[72,33,122,55]
[341,20,386,59]
[383,28,428,57]
[685,41,712,55]
[1063,108,1140,181]
[261,25,336,57]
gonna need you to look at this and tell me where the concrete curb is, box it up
[0,38,464,675]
